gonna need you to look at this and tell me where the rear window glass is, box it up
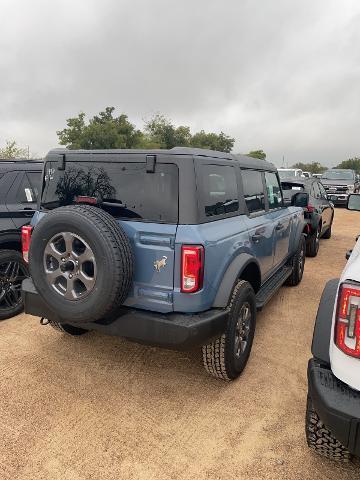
[198,165,239,217]
[41,161,179,223]
[241,170,265,213]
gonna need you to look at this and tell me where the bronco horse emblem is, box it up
[154,256,168,272]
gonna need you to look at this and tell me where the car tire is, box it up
[322,224,332,239]
[47,319,89,336]
[305,396,352,462]
[285,235,305,286]
[0,249,29,321]
[202,280,256,381]
[29,205,133,324]
[306,226,320,257]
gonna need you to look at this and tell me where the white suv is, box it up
[306,193,360,462]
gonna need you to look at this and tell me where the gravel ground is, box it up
[1,209,360,480]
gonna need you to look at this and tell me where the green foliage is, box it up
[57,107,144,149]
[0,140,28,160]
[57,109,235,153]
[335,158,360,173]
[291,162,326,174]
[246,150,266,160]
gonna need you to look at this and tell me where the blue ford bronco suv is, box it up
[22,148,306,380]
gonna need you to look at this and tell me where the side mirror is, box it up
[291,192,309,208]
[347,193,360,211]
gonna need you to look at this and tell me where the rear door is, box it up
[42,156,179,313]
[241,169,275,280]
[264,171,292,267]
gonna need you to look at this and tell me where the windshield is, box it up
[322,170,355,181]
[278,169,301,179]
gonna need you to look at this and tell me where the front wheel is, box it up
[306,226,320,257]
[202,280,256,381]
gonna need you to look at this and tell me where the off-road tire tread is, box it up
[306,396,352,462]
[202,280,249,381]
[285,235,305,286]
[48,319,88,336]
[0,249,29,320]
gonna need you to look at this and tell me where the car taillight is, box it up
[306,204,315,213]
[335,282,360,358]
[181,245,204,293]
[21,225,33,263]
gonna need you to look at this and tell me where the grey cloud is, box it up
[1,0,360,166]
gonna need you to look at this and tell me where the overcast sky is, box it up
[1,0,360,167]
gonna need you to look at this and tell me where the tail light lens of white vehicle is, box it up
[335,282,360,358]
[181,245,204,293]
[21,225,33,263]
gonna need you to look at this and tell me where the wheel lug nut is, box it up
[62,258,66,262]
[69,274,73,279]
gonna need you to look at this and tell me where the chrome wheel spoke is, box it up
[78,271,95,290]
[44,243,63,262]
[62,232,74,255]
[64,277,76,300]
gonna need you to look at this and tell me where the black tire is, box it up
[306,396,352,462]
[322,224,332,239]
[0,249,29,320]
[285,235,305,286]
[306,226,320,257]
[48,319,89,336]
[29,205,133,324]
[202,280,256,381]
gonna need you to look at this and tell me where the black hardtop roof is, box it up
[0,159,43,171]
[46,147,277,171]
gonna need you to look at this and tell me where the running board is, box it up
[256,265,292,310]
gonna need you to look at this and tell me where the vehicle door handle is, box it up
[251,234,263,243]
[275,223,284,231]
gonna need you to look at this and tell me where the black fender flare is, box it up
[0,230,21,248]
[213,254,261,308]
[311,278,339,365]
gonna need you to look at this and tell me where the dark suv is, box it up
[321,169,360,206]
[0,160,42,319]
[22,148,306,380]
[281,177,334,257]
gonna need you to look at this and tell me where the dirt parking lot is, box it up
[1,209,360,480]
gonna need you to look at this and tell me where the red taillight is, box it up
[181,245,204,293]
[21,225,33,263]
[335,282,360,358]
[306,204,315,213]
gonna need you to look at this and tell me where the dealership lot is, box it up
[1,209,360,480]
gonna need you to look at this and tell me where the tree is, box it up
[246,150,266,160]
[291,162,326,174]
[57,107,144,149]
[335,158,360,173]
[0,140,28,160]
[190,130,234,153]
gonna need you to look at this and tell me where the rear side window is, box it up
[265,172,283,209]
[42,162,179,223]
[17,172,41,203]
[198,165,239,218]
[241,170,265,214]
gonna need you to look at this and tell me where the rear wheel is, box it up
[306,396,352,462]
[285,235,305,286]
[0,250,29,320]
[202,280,256,381]
[306,226,320,257]
[322,224,332,239]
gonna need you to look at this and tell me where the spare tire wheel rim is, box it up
[43,232,97,300]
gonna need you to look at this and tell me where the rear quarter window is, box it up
[41,161,179,223]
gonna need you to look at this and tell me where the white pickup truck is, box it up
[306,193,360,462]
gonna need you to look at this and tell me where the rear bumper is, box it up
[22,278,228,349]
[308,359,360,456]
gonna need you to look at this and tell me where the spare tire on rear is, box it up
[29,205,133,324]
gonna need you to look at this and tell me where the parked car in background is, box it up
[278,168,303,179]
[0,160,43,320]
[303,171,312,178]
[281,177,334,257]
[306,193,360,462]
[313,173,323,179]
[321,169,360,206]
[22,147,306,381]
